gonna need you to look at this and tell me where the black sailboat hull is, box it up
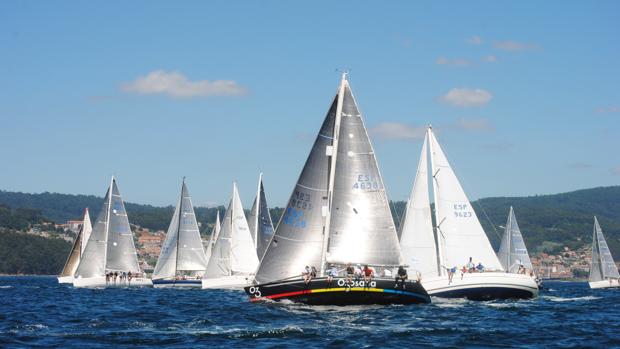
[244,277,431,305]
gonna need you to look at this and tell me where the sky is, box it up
[0,1,618,208]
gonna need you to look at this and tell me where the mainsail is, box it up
[247,173,275,260]
[497,207,533,273]
[428,128,503,273]
[153,180,208,280]
[204,210,221,263]
[59,208,92,278]
[399,134,438,278]
[589,217,620,282]
[325,81,403,266]
[255,74,402,283]
[204,183,259,278]
[76,177,142,278]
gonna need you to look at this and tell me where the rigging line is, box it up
[473,200,502,241]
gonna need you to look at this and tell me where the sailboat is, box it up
[247,173,275,260]
[399,127,537,300]
[497,207,534,274]
[244,74,430,305]
[58,208,92,283]
[588,217,620,289]
[73,177,152,288]
[202,182,260,289]
[204,210,221,263]
[152,179,209,288]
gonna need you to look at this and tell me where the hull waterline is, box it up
[245,277,431,305]
[153,279,202,288]
[589,279,620,289]
[422,272,538,300]
[73,276,153,288]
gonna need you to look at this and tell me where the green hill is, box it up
[1,185,619,260]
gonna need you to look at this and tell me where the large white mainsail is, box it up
[247,173,275,260]
[59,208,92,281]
[399,134,438,278]
[497,207,533,273]
[428,128,503,273]
[255,74,402,283]
[589,216,620,282]
[153,180,208,280]
[204,210,221,263]
[204,183,259,279]
[75,177,142,278]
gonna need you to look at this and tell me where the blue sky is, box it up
[0,1,618,207]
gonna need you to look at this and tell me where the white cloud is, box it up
[482,55,497,63]
[493,41,538,52]
[596,106,619,114]
[454,117,494,132]
[369,122,426,141]
[436,57,471,67]
[466,36,482,45]
[440,88,492,107]
[567,162,592,169]
[121,70,247,98]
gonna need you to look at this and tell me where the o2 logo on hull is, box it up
[337,278,376,288]
[248,286,261,298]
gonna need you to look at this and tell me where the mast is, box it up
[319,72,346,276]
[174,178,185,277]
[230,182,236,276]
[507,206,513,269]
[103,176,113,273]
[254,173,262,250]
[428,127,444,276]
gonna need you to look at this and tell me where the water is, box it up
[1,277,619,348]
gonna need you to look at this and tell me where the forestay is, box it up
[497,207,533,273]
[399,134,438,278]
[325,80,403,266]
[590,217,619,282]
[428,129,503,272]
[75,185,112,278]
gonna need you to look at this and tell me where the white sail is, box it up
[105,179,141,272]
[59,208,92,278]
[247,173,275,260]
[204,211,220,263]
[399,134,438,277]
[80,208,92,254]
[497,207,533,273]
[590,217,619,282]
[204,183,259,278]
[325,78,403,266]
[428,128,503,273]
[230,183,260,274]
[153,181,208,280]
[76,177,142,277]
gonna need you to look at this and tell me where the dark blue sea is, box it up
[1,277,619,348]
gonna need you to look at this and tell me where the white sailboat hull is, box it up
[57,276,74,284]
[73,276,153,288]
[201,274,254,290]
[588,279,620,289]
[422,272,538,300]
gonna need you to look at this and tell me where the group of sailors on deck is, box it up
[105,271,134,283]
[301,263,411,290]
